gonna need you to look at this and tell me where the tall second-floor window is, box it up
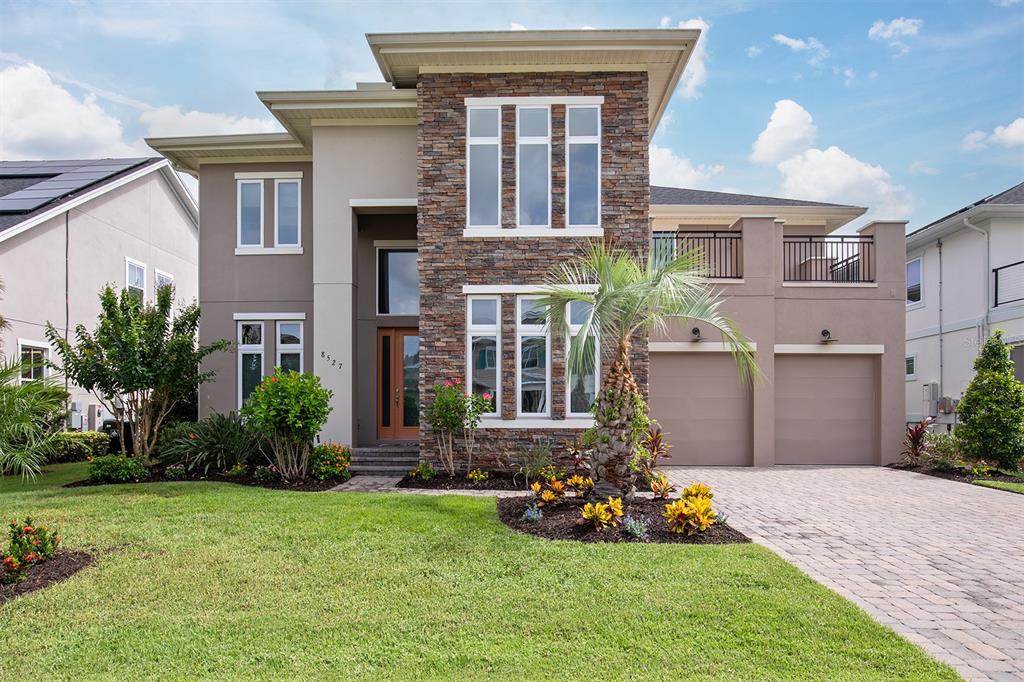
[238,180,263,247]
[906,258,922,305]
[567,105,600,227]
[275,179,300,247]
[516,107,550,227]
[126,258,146,303]
[467,107,500,228]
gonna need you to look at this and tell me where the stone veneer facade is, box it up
[416,72,650,469]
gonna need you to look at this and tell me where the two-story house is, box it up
[905,182,1024,425]
[0,157,199,429]
[149,29,906,472]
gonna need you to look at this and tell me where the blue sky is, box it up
[1,0,1022,230]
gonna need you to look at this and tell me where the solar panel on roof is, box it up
[0,158,152,214]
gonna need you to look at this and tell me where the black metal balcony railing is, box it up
[783,235,875,283]
[994,260,1024,307]
[651,231,743,279]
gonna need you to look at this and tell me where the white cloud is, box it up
[778,146,912,218]
[659,16,672,28]
[746,45,762,58]
[772,33,829,65]
[843,68,856,86]
[0,63,142,159]
[667,17,711,99]
[750,99,817,164]
[909,160,939,176]
[868,70,879,80]
[139,106,278,138]
[994,0,1021,5]
[649,144,724,188]
[868,17,923,55]
[961,117,1024,150]
[509,22,527,31]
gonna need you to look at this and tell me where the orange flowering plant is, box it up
[1,517,60,584]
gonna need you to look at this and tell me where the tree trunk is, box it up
[591,339,642,501]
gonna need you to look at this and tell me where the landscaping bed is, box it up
[0,550,93,604]
[65,469,346,492]
[498,495,750,545]
[396,472,527,491]
[890,463,1024,488]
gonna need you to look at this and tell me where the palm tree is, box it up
[0,357,68,479]
[540,239,758,500]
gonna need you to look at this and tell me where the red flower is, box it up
[270,376,278,383]
[444,380,453,388]
[24,552,39,563]
[453,378,462,385]
[22,526,34,534]
[483,392,493,401]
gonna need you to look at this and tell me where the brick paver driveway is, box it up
[664,466,1024,682]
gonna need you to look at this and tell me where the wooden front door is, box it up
[377,328,419,440]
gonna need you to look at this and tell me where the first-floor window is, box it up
[277,321,303,373]
[238,321,264,407]
[567,300,598,415]
[517,296,549,415]
[905,355,916,380]
[126,258,146,303]
[20,345,48,383]
[467,296,500,415]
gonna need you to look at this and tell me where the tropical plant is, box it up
[515,441,559,485]
[310,442,352,481]
[241,370,333,481]
[0,358,68,479]
[663,496,718,535]
[46,285,229,464]
[540,240,757,499]
[407,461,437,481]
[902,417,935,466]
[955,331,1024,470]
[566,474,594,497]
[632,423,672,483]
[681,481,714,501]
[924,431,961,472]
[579,496,624,531]
[423,379,466,476]
[157,413,258,475]
[649,473,675,500]
[1,518,60,584]
[467,468,489,483]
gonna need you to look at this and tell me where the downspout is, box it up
[961,216,990,341]
[64,210,70,426]
[937,239,943,400]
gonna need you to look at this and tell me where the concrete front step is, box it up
[349,444,419,476]
[350,455,419,463]
[349,464,416,476]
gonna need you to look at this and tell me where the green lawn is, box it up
[0,463,956,680]
[973,479,1024,495]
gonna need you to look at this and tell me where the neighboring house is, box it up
[149,28,906,470]
[905,182,1024,425]
[0,158,199,429]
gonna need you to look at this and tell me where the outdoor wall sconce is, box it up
[821,329,837,343]
[691,327,703,342]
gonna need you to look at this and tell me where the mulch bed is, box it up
[497,496,750,545]
[396,472,528,491]
[889,464,1024,487]
[65,471,347,492]
[0,551,94,604]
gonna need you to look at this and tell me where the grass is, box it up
[973,479,1024,495]
[0,463,956,680]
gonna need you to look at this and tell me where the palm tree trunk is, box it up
[591,339,642,501]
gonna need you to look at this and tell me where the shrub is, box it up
[517,442,563,484]
[622,515,650,541]
[579,497,624,531]
[252,465,280,484]
[467,468,489,483]
[955,331,1024,470]
[531,477,567,507]
[157,413,259,475]
[520,505,543,523]
[565,436,593,477]
[151,421,198,461]
[631,423,672,483]
[902,417,935,467]
[50,431,112,463]
[423,379,466,476]
[663,496,718,535]
[164,464,187,480]
[925,432,961,471]
[223,462,249,478]
[241,370,333,481]
[649,473,675,500]
[681,481,713,501]
[0,357,68,478]
[310,442,352,481]
[407,461,436,481]
[566,474,594,497]
[87,455,147,483]
[1,518,60,584]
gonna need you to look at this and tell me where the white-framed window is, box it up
[517,296,550,416]
[467,296,500,416]
[376,246,419,315]
[274,179,301,247]
[276,321,303,373]
[905,354,917,381]
[237,321,264,408]
[906,258,922,306]
[466,106,501,228]
[237,179,264,248]
[18,341,48,384]
[516,106,551,228]
[126,257,146,303]
[566,300,599,416]
[155,269,174,296]
[566,105,601,228]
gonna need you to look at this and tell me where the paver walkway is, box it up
[330,475,523,497]
[664,466,1024,682]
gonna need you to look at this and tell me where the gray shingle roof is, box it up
[650,185,858,209]
[907,180,1024,237]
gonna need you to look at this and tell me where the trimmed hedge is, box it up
[87,455,148,483]
[49,431,112,463]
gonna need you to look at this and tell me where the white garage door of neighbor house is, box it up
[649,353,752,466]
[775,355,878,465]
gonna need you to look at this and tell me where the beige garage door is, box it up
[775,355,878,465]
[650,353,752,465]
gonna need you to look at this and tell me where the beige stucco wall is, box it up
[0,170,198,424]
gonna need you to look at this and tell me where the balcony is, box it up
[994,260,1024,307]
[652,231,743,279]
[783,235,875,283]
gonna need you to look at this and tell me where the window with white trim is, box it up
[19,344,48,384]
[906,258,921,305]
[467,296,500,416]
[567,300,599,415]
[155,269,174,296]
[237,180,264,247]
[467,106,501,228]
[517,296,549,415]
[566,105,600,227]
[275,179,300,247]
[905,355,916,380]
[516,106,550,227]
[238,321,264,407]
[276,321,303,373]
[126,258,146,303]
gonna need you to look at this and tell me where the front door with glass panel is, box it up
[378,328,419,440]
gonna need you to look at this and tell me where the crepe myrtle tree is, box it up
[539,239,758,500]
[46,284,229,464]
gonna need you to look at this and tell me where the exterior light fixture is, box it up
[821,329,836,343]
[691,327,702,342]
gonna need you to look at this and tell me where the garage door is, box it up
[649,353,752,465]
[775,355,877,465]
